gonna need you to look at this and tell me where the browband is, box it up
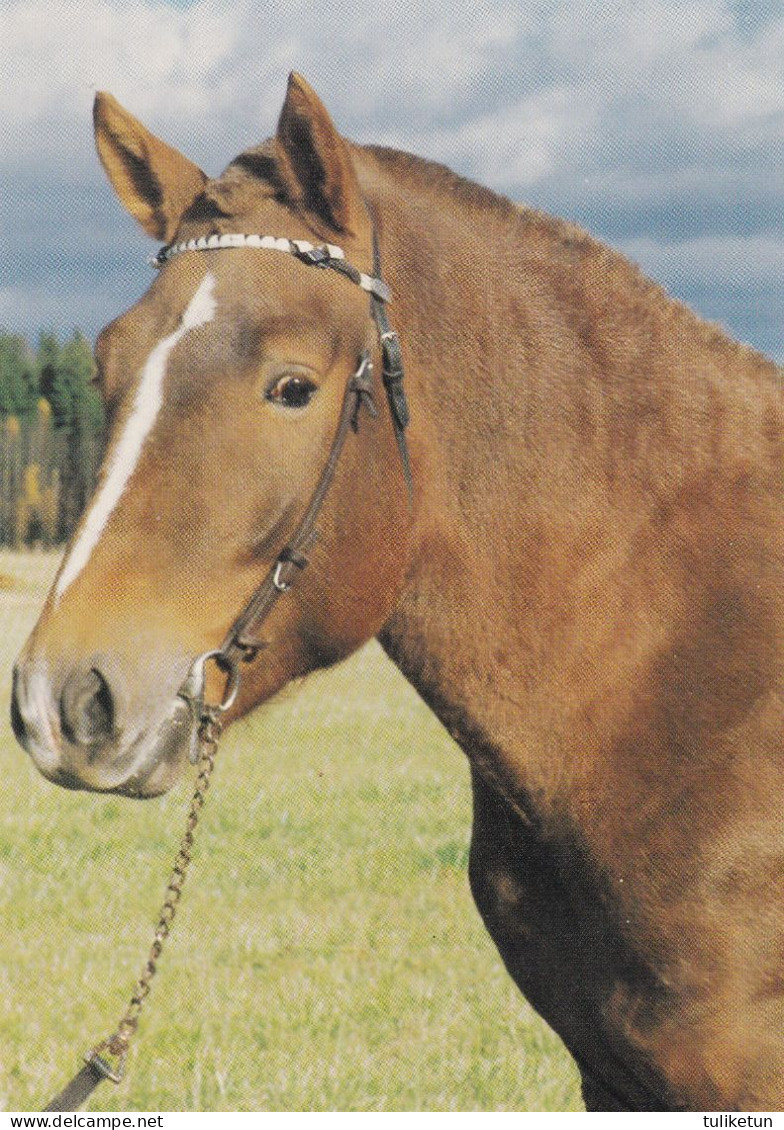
[152,233,391,303]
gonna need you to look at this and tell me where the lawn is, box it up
[0,550,581,1112]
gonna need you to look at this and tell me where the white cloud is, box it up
[379,85,596,187]
[0,0,242,172]
[0,0,783,357]
[4,0,784,184]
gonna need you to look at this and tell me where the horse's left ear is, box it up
[275,73,365,236]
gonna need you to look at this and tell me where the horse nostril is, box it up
[60,667,115,747]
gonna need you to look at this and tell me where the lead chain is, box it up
[85,708,224,1085]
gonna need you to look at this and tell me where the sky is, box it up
[0,0,783,360]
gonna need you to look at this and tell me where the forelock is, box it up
[199,141,284,218]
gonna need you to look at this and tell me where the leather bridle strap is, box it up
[215,226,411,665]
[370,229,413,502]
[43,1061,108,1114]
[219,350,377,663]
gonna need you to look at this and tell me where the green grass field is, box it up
[0,550,581,1112]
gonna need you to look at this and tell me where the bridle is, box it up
[42,222,412,1113]
[155,223,413,742]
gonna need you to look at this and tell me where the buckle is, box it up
[85,1037,129,1085]
[297,246,331,267]
[370,278,391,302]
[176,650,241,762]
[273,546,310,591]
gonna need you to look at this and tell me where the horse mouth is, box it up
[34,717,191,798]
[42,765,171,799]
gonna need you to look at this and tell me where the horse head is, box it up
[12,74,413,797]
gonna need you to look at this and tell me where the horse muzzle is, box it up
[10,654,195,797]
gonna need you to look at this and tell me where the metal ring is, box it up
[188,649,242,714]
[85,1039,128,1085]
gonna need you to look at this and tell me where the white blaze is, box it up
[54,272,218,603]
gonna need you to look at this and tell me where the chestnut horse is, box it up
[12,74,783,1111]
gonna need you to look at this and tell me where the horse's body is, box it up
[12,76,783,1110]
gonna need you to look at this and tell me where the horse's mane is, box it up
[210,138,557,236]
[207,139,778,378]
[362,145,683,306]
[363,144,531,227]
[363,145,782,375]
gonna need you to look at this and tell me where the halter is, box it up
[152,223,413,733]
[42,224,414,1113]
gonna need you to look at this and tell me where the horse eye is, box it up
[266,373,318,409]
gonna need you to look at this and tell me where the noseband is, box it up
[152,225,412,741]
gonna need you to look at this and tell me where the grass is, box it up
[0,549,581,1112]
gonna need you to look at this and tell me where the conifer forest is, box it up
[0,330,104,547]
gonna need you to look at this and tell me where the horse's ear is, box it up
[93,92,207,242]
[274,73,365,235]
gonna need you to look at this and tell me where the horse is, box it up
[11,73,783,1112]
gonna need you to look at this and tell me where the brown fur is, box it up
[13,75,783,1110]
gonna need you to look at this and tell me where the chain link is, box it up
[86,706,225,1084]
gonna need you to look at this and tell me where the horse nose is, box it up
[10,666,28,747]
[10,660,60,762]
[59,666,115,747]
[12,650,193,795]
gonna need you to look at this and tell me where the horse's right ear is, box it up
[274,73,366,236]
[93,93,207,242]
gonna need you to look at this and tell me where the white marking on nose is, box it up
[54,272,218,603]
[14,661,60,771]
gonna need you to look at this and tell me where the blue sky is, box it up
[1,0,783,359]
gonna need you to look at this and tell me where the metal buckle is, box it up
[85,1038,128,1085]
[177,650,241,763]
[297,246,331,267]
[179,649,241,715]
[272,559,291,592]
[353,351,373,384]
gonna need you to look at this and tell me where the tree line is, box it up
[0,330,104,548]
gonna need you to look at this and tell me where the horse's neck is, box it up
[365,152,782,810]
[368,164,602,802]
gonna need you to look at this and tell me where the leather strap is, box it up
[42,1061,108,1113]
[371,230,413,501]
[220,352,377,661]
[219,224,411,663]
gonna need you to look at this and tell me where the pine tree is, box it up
[36,331,60,411]
[0,330,105,546]
[38,330,100,431]
[0,415,22,545]
[0,333,37,417]
[51,331,104,540]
